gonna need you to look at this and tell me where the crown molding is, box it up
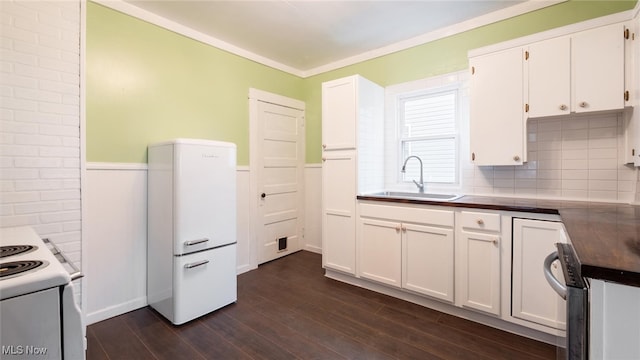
[94,0,635,79]
[93,0,306,77]
[302,0,567,77]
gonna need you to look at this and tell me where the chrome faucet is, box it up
[401,155,424,193]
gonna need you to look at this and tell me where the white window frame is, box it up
[384,71,467,192]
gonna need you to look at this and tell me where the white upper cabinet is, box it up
[470,21,631,166]
[527,36,571,118]
[322,77,357,150]
[572,23,625,113]
[527,24,626,118]
[469,47,525,166]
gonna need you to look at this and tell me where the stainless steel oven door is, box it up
[544,243,588,360]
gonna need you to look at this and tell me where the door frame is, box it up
[248,88,306,269]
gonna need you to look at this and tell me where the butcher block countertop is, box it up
[357,194,640,288]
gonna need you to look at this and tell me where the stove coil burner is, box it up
[0,260,48,279]
[0,245,37,258]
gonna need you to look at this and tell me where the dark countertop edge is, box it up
[582,265,640,288]
[357,194,640,288]
[356,195,561,215]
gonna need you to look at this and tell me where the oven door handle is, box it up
[543,251,567,300]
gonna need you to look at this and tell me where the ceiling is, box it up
[120,0,555,75]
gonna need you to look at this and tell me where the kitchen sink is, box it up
[365,191,462,202]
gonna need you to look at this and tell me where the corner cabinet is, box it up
[469,47,525,166]
[321,75,384,275]
[511,218,566,332]
[456,211,502,316]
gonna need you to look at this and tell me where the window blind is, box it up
[399,90,458,184]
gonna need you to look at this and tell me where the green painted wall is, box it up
[86,0,637,165]
[303,0,637,163]
[86,2,303,165]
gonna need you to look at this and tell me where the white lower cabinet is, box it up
[512,218,566,332]
[402,223,454,302]
[457,211,502,316]
[358,203,455,302]
[322,152,356,274]
[348,202,569,342]
[359,218,402,287]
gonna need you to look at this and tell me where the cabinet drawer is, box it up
[459,211,500,232]
[359,203,454,227]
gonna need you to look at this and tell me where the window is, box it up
[398,86,459,185]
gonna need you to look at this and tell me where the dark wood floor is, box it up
[87,251,556,360]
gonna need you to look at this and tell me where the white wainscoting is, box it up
[85,164,148,325]
[304,164,322,253]
[84,163,322,324]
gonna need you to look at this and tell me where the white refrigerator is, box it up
[147,138,237,325]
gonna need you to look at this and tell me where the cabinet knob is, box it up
[476,219,484,225]
[322,157,326,162]
[559,104,567,111]
[395,225,401,232]
[579,101,588,108]
[322,144,327,149]
[492,239,498,245]
[402,225,407,232]
[513,155,520,162]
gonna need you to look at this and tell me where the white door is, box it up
[254,98,305,264]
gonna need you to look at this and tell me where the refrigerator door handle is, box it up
[184,260,210,269]
[184,238,209,247]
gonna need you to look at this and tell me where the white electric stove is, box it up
[0,226,84,360]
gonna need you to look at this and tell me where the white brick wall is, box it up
[0,1,81,265]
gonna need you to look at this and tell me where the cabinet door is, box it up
[459,230,501,315]
[469,47,525,165]
[527,36,571,118]
[322,152,356,274]
[572,23,625,113]
[358,218,402,287]
[402,223,454,303]
[322,77,357,150]
[512,219,566,330]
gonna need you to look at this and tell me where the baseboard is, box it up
[86,296,147,325]
[304,244,322,254]
[236,263,256,275]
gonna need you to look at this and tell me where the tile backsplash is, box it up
[383,72,638,204]
[460,112,637,203]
